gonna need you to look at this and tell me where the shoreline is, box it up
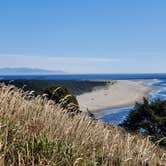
[77,79,153,113]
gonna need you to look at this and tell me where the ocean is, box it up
[1,73,166,80]
[1,74,166,125]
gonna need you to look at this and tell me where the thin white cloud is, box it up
[0,54,119,73]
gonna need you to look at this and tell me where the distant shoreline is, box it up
[77,79,153,113]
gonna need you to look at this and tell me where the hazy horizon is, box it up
[0,67,166,75]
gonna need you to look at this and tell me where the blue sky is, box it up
[0,0,166,73]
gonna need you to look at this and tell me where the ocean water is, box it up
[1,74,166,124]
[1,73,166,80]
[100,79,166,124]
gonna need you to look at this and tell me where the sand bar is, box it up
[77,80,152,112]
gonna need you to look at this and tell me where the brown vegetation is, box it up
[0,84,165,165]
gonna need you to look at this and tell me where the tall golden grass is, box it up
[0,84,165,165]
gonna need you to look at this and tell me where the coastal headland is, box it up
[1,79,152,113]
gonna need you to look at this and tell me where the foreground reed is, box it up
[0,84,165,165]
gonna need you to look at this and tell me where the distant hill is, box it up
[0,68,66,75]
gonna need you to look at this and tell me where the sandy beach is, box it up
[77,80,152,112]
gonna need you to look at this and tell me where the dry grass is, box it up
[0,84,165,165]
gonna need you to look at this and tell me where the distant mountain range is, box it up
[0,68,66,75]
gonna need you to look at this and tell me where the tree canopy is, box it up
[121,98,166,146]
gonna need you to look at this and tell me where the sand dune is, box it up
[77,80,151,112]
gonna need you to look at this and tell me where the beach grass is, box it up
[0,84,165,165]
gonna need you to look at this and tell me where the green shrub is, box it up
[121,98,166,146]
[44,85,80,113]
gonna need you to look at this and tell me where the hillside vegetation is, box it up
[1,79,112,95]
[0,84,165,165]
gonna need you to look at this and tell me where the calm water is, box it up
[1,74,166,125]
[1,73,166,80]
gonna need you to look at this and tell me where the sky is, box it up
[0,0,166,73]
